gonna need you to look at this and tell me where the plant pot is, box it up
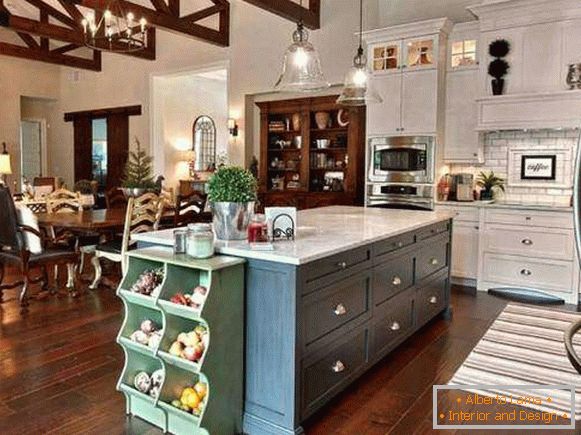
[480,189,494,201]
[491,78,505,96]
[211,201,255,240]
[291,113,301,131]
[121,187,148,198]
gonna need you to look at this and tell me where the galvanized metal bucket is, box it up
[211,201,255,240]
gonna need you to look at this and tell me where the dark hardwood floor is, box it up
[0,269,578,434]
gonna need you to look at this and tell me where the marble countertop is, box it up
[435,200,573,212]
[133,206,455,265]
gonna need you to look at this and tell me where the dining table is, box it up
[36,208,129,231]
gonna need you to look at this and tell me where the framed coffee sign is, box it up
[520,155,556,180]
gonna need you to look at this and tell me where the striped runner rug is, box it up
[449,303,581,419]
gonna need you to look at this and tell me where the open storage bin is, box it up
[116,247,245,435]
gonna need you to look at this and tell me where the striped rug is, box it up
[449,303,581,419]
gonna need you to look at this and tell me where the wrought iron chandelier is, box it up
[81,0,148,53]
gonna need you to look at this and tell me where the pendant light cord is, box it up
[357,0,364,57]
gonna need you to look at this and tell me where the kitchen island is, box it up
[133,206,455,435]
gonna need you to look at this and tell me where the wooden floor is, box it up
[0,270,578,434]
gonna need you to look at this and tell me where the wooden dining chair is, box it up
[174,191,211,227]
[33,177,56,190]
[105,187,127,209]
[89,193,165,289]
[0,186,78,308]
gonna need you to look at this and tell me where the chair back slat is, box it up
[46,189,82,214]
[121,193,165,258]
[174,192,208,227]
[0,186,20,249]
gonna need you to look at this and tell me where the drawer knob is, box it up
[390,321,401,331]
[334,303,347,316]
[331,360,346,373]
[429,296,438,304]
[337,261,347,270]
[430,258,439,266]
[396,241,403,248]
[521,238,533,246]
[392,276,402,286]
[525,216,532,221]
[520,269,532,276]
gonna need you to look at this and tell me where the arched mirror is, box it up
[193,115,216,171]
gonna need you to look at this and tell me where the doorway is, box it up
[20,119,47,181]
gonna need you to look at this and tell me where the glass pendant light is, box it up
[337,0,383,106]
[274,0,330,92]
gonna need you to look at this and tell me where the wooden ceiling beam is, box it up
[24,0,79,29]
[242,0,320,30]
[181,5,223,23]
[75,0,230,46]
[17,32,40,49]
[168,0,179,16]
[56,0,84,22]
[0,41,101,70]
[51,43,78,54]
[149,0,171,15]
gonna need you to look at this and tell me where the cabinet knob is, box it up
[337,261,347,270]
[396,241,404,248]
[473,153,478,157]
[521,238,533,246]
[430,258,439,266]
[474,225,480,230]
[331,360,346,373]
[390,321,401,331]
[392,276,402,286]
[520,269,532,276]
[334,303,347,316]
[429,296,438,304]
[525,216,532,221]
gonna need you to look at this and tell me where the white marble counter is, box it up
[133,206,455,265]
[435,200,572,212]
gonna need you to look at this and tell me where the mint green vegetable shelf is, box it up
[116,247,245,435]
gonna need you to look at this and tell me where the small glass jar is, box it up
[173,229,187,254]
[186,223,215,259]
[247,214,268,243]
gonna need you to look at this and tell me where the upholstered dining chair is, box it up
[174,191,212,227]
[0,186,78,308]
[89,193,165,289]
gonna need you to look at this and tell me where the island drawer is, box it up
[373,252,414,306]
[303,246,372,291]
[372,290,413,356]
[302,272,372,346]
[416,272,448,327]
[301,329,367,415]
[416,235,449,281]
[416,221,450,241]
[373,231,415,259]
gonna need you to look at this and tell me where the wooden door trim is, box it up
[64,105,142,122]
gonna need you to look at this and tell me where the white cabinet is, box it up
[451,221,480,279]
[401,70,438,134]
[444,69,481,162]
[367,74,402,136]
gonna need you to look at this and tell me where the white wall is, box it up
[152,73,228,189]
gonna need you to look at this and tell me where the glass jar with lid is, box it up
[186,223,215,259]
[247,214,268,243]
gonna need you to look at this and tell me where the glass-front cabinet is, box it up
[370,35,438,74]
[450,38,478,69]
[371,40,402,73]
[404,37,436,69]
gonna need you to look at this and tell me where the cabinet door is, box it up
[451,221,479,279]
[521,22,562,93]
[403,36,438,71]
[370,40,403,74]
[444,69,481,162]
[401,69,437,134]
[367,74,402,136]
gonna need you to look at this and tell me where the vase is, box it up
[491,78,505,96]
[121,187,147,198]
[315,112,330,130]
[291,113,301,131]
[480,189,493,201]
[211,201,255,240]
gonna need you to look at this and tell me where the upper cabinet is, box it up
[363,18,452,138]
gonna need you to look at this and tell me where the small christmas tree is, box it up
[121,138,156,189]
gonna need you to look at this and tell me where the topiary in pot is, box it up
[488,39,511,95]
[488,39,510,58]
[208,166,258,240]
[121,138,157,198]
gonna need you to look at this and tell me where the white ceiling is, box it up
[379,0,478,26]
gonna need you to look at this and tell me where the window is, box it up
[372,43,400,72]
[193,116,216,171]
[451,39,477,68]
[92,118,108,189]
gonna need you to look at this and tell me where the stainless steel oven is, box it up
[367,183,435,211]
[368,136,435,184]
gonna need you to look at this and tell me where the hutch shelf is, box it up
[257,95,366,210]
[116,247,245,435]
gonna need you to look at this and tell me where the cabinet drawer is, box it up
[373,252,414,306]
[416,235,449,281]
[482,253,575,293]
[303,272,371,346]
[436,206,479,222]
[303,246,371,289]
[373,231,415,259]
[484,224,574,260]
[416,272,448,327]
[302,329,367,413]
[373,290,413,355]
[416,221,450,241]
[485,209,573,229]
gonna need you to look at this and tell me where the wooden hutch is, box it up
[257,95,366,210]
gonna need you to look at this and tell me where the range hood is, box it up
[476,90,581,131]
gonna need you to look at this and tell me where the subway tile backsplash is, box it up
[448,129,580,205]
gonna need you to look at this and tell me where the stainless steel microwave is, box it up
[368,136,435,184]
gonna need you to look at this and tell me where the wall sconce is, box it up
[228,118,239,137]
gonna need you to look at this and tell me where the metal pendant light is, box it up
[337,0,382,106]
[274,0,330,93]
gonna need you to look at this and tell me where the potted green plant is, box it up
[476,171,505,200]
[207,166,258,240]
[121,138,156,198]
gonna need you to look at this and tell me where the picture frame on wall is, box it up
[520,155,557,180]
